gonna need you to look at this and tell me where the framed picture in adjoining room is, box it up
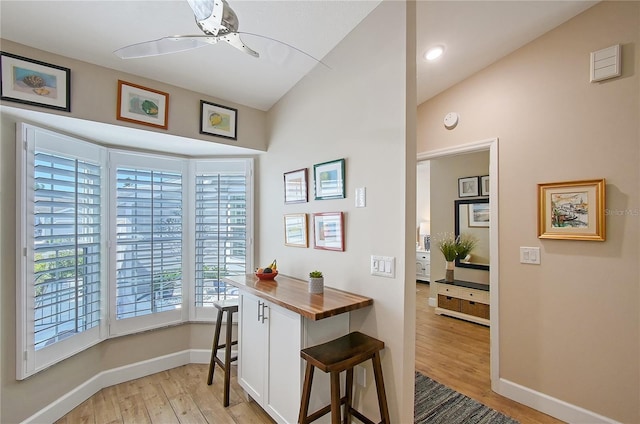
[538,178,606,241]
[313,212,344,251]
[468,202,490,227]
[1,51,71,112]
[458,176,479,197]
[284,168,308,204]
[117,80,169,129]
[200,100,237,140]
[284,213,308,247]
[314,158,345,200]
[480,175,490,196]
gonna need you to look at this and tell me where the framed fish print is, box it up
[117,80,169,129]
[538,179,605,241]
[1,51,71,112]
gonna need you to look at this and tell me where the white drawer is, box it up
[437,284,460,297]
[457,287,489,304]
[416,252,430,263]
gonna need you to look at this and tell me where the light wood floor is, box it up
[56,282,564,424]
[415,281,563,424]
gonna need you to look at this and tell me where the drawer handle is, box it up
[469,293,473,296]
[469,301,476,305]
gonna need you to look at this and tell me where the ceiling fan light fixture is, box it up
[425,45,445,61]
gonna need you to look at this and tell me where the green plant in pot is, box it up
[437,233,478,282]
[308,270,324,294]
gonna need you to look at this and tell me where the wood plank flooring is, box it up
[415,281,564,424]
[55,282,564,423]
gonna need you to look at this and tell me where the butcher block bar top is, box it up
[222,274,373,321]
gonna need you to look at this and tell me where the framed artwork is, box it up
[284,214,308,247]
[480,175,490,196]
[200,100,237,140]
[458,176,479,197]
[1,51,70,111]
[284,168,308,204]
[117,80,169,129]
[314,158,345,200]
[538,179,605,241]
[468,202,490,227]
[313,212,344,251]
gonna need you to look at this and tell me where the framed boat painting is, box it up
[538,179,605,241]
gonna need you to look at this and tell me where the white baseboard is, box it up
[22,349,618,424]
[495,378,620,424]
[428,296,437,307]
[21,349,213,424]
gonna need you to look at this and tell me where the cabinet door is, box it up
[266,303,302,424]
[238,293,266,404]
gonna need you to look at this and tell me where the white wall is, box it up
[262,1,416,421]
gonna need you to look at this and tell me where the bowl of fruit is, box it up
[256,260,278,280]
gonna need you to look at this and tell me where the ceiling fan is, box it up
[114,0,321,63]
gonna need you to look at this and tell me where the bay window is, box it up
[17,123,253,378]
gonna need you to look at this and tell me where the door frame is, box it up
[417,137,499,389]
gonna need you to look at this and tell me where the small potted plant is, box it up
[308,270,324,294]
[437,234,458,282]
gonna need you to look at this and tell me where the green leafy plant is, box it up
[309,270,323,278]
[456,233,478,260]
[436,233,478,261]
[437,234,459,261]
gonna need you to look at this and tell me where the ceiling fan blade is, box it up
[238,32,329,68]
[221,33,259,58]
[114,36,212,59]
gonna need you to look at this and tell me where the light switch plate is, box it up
[520,247,541,264]
[371,255,395,277]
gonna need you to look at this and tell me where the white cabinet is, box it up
[238,292,348,424]
[416,250,430,282]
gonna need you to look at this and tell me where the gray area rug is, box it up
[415,372,520,424]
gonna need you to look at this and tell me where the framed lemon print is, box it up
[200,100,237,140]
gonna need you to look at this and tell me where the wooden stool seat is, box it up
[207,298,239,407]
[298,331,390,424]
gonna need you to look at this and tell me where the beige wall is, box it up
[0,39,268,153]
[417,2,639,422]
[263,1,415,421]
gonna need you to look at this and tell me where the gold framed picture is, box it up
[538,179,605,241]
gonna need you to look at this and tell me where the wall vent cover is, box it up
[590,44,621,83]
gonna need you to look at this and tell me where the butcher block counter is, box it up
[222,273,373,424]
[222,273,373,320]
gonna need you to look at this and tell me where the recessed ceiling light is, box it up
[425,45,445,61]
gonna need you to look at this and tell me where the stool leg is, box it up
[298,362,315,424]
[223,307,234,407]
[207,307,224,385]
[371,351,390,424]
[343,368,354,424]
[330,371,341,424]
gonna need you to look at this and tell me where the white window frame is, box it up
[16,123,108,379]
[190,159,254,321]
[108,150,189,337]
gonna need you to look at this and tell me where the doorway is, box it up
[416,137,499,388]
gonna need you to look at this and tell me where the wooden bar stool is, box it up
[298,331,390,424]
[207,298,239,407]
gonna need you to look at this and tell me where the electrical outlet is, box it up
[356,365,366,386]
